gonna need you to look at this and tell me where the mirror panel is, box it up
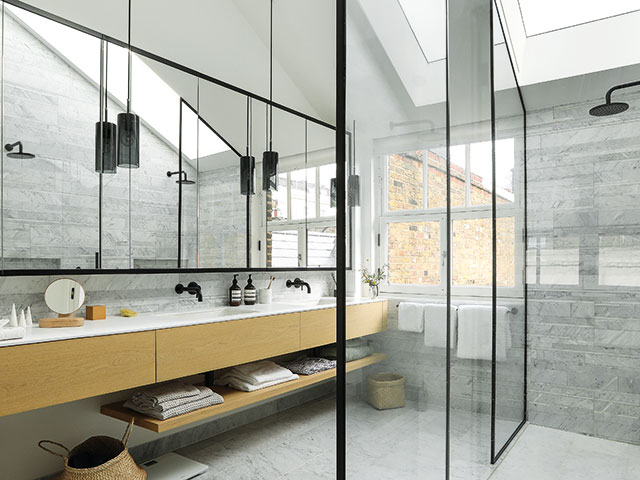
[2,6,101,270]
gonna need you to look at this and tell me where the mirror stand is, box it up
[39,314,85,328]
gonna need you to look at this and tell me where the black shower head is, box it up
[589,102,629,117]
[167,170,195,185]
[4,141,35,159]
[590,80,640,117]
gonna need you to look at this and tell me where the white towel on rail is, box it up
[456,305,511,361]
[398,302,425,332]
[423,303,458,349]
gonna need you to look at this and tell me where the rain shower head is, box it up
[589,102,629,117]
[167,170,195,185]
[4,141,35,159]
[589,80,640,117]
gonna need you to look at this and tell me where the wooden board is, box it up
[0,331,156,417]
[300,307,335,349]
[38,317,85,328]
[101,353,386,433]
[156,313,301,382]
[346,302,385,339]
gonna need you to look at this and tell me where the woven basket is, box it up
[39,420,146,480]
[367,372,405,410]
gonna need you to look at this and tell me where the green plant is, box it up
[361,261,388,286]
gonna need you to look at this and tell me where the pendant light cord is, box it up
[269,0,273,150]
[246,97,250,157]
[104,42,109,122]
[126,0,132,113]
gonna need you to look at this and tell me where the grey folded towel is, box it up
[124,386,224,420]
[280,356,337,375]
[130,381,200,409]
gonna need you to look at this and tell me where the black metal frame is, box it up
[335,1,347,479]
[0,0,349,276]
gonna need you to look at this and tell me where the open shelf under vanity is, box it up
[100,353,386,433]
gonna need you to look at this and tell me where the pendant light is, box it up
[240,97,256,195]
[262,0,279,191]
[117,0,140,168]
[348,120,360,207]
[95,40,117,174]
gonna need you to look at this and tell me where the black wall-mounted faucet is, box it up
[175,281,203,302]
[286,278,311,294]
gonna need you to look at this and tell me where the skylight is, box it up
[518,0,640,36]
[9,5,228,161]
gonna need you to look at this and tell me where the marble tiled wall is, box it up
[3,12,199,270]
[526,91,640,444]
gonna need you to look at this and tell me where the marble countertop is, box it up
[0,297,385,348]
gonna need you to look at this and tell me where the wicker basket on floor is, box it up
[367,372,405,410]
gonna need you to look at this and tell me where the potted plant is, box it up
[360,261,388,299]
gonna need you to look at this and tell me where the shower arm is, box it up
[605,80,640,103]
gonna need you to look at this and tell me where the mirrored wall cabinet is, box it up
[1,1,352,274]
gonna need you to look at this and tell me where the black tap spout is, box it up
[175,281,203,302]
[286,278,311,294]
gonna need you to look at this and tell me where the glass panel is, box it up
[449,144,467,207]
[290,168,315,220]
[270,174,289,221]
[347,0,447,476]
[493,1,526,459]
[387,221,441,285]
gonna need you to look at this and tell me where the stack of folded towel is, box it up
[316,338,372,362]
[216,360,298,392]
[280,356,336,375]
[124,382,224,420]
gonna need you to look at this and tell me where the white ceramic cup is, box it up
[258,288,273,304]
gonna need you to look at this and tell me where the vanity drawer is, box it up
[300,308,336,349]
[0,331,156,417]
[347,302,386,339]
[299,301,388,349]
[156,313,301,382]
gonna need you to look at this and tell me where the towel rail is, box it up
[394,303,518,314]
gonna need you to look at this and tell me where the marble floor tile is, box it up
[489,424,640,480]
[178,395,640,479]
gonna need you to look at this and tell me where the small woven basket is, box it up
[367,372,406,410]
[39,419,146,480]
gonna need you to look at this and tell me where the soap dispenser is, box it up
[229,275,242,306]
[244,274,257,305]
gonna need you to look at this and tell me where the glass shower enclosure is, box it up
[341,0,526,478]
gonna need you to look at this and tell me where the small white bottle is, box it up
[18,309,26,327]
[9,304,18,327]
[26,306,33,327]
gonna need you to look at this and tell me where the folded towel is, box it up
[0,326,25,341]
[217,372,299,392]
[130,386,214,413]
[125,386,223,420]
[130,381,201,409]
[398,302,425,332]
[423,303,458,349]
[280,357,337,375]
[228,360,295,386]
[456,305,510,361]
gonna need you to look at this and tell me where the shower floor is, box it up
[177,394,515,479]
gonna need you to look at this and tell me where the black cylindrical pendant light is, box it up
[117,0,140,169]
[348,120,360,207]
[262,0,279,191]
[95,40,117,174]
[240,97,256,195]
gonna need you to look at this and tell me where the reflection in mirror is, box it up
[44,278,86,315]
[195,79,246,268]
[2,6,101,270]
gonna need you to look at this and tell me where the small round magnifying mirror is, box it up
[40,278,86,328]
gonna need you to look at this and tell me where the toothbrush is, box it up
[267,276,275,289]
